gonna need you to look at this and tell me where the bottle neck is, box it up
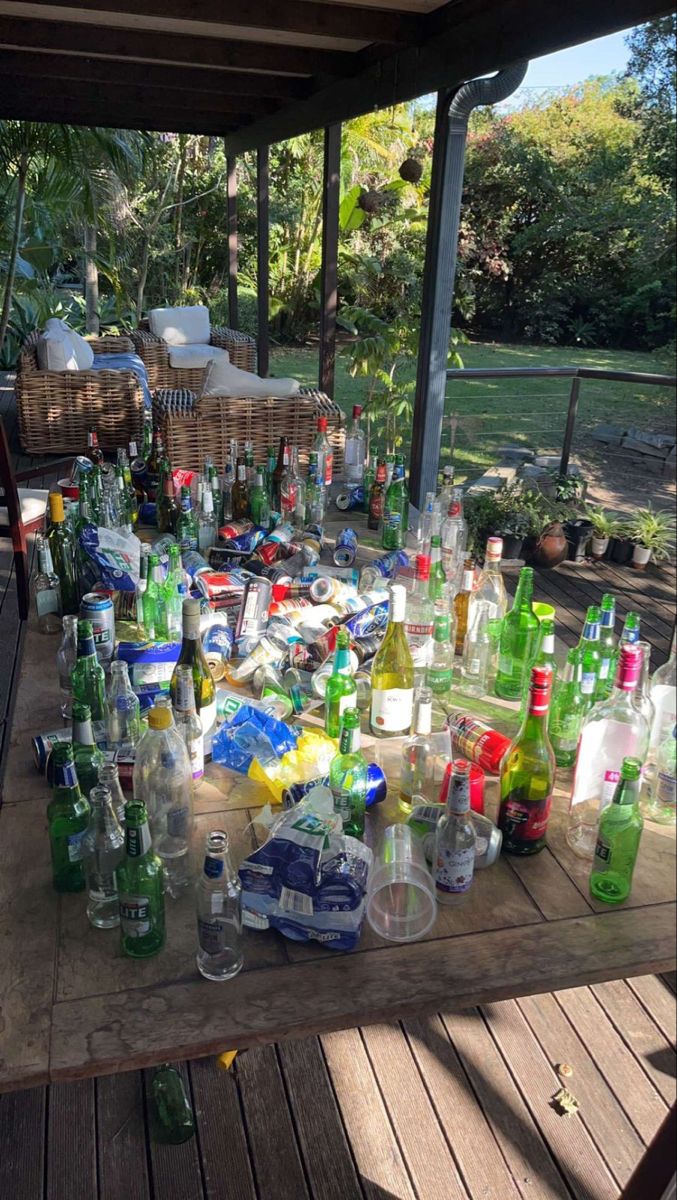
[340,724,360,755]
[126,818,152,858]
[445,776,470,815]
[613,777,640,806]
[77,634,97,660]
[333,646,351,674]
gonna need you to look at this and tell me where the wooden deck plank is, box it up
[624,973,677,1043]
[589,979,676,1106]
[0,1085,46,1200]
[321,1027,415,1200]
[481,1000,619,1200]
[554,986,669,1144]
[143,1061,205,1200]
[46,1078,97,1200]
[504,845,593,920]
[360,1022,469,1199]
[236,1045,311,1200]
[97,1070,152,1200]
[552,561,675,642]
[188,1057,257,1200]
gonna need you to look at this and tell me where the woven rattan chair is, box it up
[153,387,345,475]
[16,332,146,455]
[130,320,257,391]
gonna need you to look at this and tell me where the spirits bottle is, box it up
[426,610,454,697]
[461,598,493,696]
[197,487,216,552]
[428,535,447,602]
[417,491,438,556]
[399,688,434,813]
[71,619,106,722]
[495,567,539,700]
[34,533,62,632]
[634,641,656,731]
[548,648,587,768]
[370,584,415,737]
[116,799,166,957]
[453,558,476,655]
[404,554,435,680]
[382,459,407,551]
[329,707,367,838]
[173,663,205,783]
[106,660,142,750]
[649,648,677,751]
[344,405,366,484]
[498,666,555,855]
[440,489,467,587]
[324,628,357,738]
[232,457,249,520]
[590,757,644,904]
[620,611,641,645]
[304,453,325,526]
[48,742,90,892]
[196,830,244,981]
[596,592,617,700]
[368,460,387,531]
[71,701,104,800]
[85,429,104,466]
[566,645,649,860]
[98,761,127,824]
[472,536,508,620]
[250,468,271,529]
[47,491,79,615]
[271,437,290,509]
[280,446,302,521]
[314,416,333,488]
[175,487,198,553]
[57,614,79,720]
[434,759,476,903]
[133,705,194,898]
[143,553,169,641]
[170,598,217,754]
[642,725,676,825]
[82,783,124,928]
[209,464,222,525]
[574,606,603,709]
[157,475,178,535]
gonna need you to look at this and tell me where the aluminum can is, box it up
[223,528,266,554]
[218,520,253,541]
[344,600,389,638]
[32,729,71,771]
[281,763,386,810]
[367,549,409,578]
[195,571,248,607]
[333,527,359,567]
[80,592,115,661]
[151,533,177,556]
[202,621,234,660]
[235,576,273,639]
[138,501,157,524]
[335,487,364,512]
[181,549,211,578]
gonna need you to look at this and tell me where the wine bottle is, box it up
[170,598,217,755]
[498,665,555,855]
[370,583,415,738]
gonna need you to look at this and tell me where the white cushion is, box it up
[19,488,49,525]
[202,358,300,400]
[168,343,229,370]
[148,305,210,346]
[42,318,95,370]
[36,327,78,372]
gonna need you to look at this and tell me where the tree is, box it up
[626,16,677,112]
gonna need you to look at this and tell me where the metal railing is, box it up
[445,365,677,476]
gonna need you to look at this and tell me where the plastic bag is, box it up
[79,523,141,592]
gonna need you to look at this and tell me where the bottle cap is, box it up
[49,491,65,522]
[148,706,172,730]
[617,643,642,689]
[620,757,642,781]
[529,665,553,713]
[486,536,503,561]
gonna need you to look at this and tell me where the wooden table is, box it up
[1,605,675,1096]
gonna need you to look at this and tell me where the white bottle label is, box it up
[188,735,204,780]
[67,831,86,862]
[435,846,474,894]
[581,672,596,696]
[370,687,414,733]
[656,771,676,809]
[199,698,217,753]
[37,589,59,618]
[119,893,151,937]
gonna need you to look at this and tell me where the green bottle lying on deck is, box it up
[48,742,91,893]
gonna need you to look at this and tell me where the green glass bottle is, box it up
[157,474,179,535]
[329,708,367,839]
[596,593,617,701]
[429,535,447,601]
[71,700,105,800]
[498,666,555,855]
[495,567,539,700]
[71,619,106,722]
[175,486,198,552]
[150,1065,196,1144]
[519,616,557,718]
[548,648,587,768]
[116,799,166,958]
[620,611,641,646]
[382,457,407,550]
[574,606,603,711]
[249,468,271,528]
[46,491,79,615]
[324,628,357,738]
[426,611,454,696]
[48,742,91,892]
[143,553,168,641]
[590,757,644,904]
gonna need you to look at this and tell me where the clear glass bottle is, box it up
[519,616,557,718]
[221,460,234,523]
[404,554,435,682]
[57,614,79,721]
[173,663,205,784]
[620,611,641,645]
[399,688,435,813]
[494,566,539,700]
[473,536,508,620]
[453,558,476,656]
[133,705,194,898]
[428,534,447,602]
[314,415,333,488]
[170,598,217,755]
[82,783,125,928]
[498,666,555,856]
[329,707,368,838]
[440,489,467,590]
[197,486,216,552]
[344,405,366,484]
[175,486,199,553]
[34,532,62,632]
[649,647,676,751]
[426,609,455,697]
[634,641,656,732]
[566,645,650,860]
[98,761,127,825]
[590,757,644,905]
[642,725,676,825]
[116,798,166,958]
[434,759,476,903]
[106,660,142,751]
[324,629,358,738]
[196,830,244,982]
[574,606,603,709]
[461,598,493,696]
[304,453,325,526]
[370,584,415,737]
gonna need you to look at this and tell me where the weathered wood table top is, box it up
[1,609,675,1095]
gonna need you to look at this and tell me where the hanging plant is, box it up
[399,157,423,183]
[357,188,386,214]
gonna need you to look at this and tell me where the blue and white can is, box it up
[333,527,359,567]
[335,487,364,512]
[80,593,115,662]
[202,621,234,660]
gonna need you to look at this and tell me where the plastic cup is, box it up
[366,824,437,943]
[533,602,556,623]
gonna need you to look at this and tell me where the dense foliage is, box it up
[0,19,674,368]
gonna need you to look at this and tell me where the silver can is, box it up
[80,593,115,662]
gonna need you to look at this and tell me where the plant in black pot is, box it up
[607,517,635,565]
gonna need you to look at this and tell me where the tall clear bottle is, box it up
[170,598,217,755]
[634,641,656,731]
[649,647,676,753]
[116,799,166,958]
[498,666,555,856]
[566,645,649,860]
[34,533,62,632]
[133,705,194,898]
[196,831,244,981]
[404,554,435,683]
[370,583,415,738]
[172,663,205,784]
[47,491,79,615]
[344,405,366,483]
[82,783,124,928]
[106,660,142,751]
[461,599,493,696]
[57,614,79,720]
[434,760,476,903]
[98,761,127,824]
[399,688,435,813]
[472,536,508,620]
[440,489,467,588]
[197,487,216,552]
[494,567,539,700]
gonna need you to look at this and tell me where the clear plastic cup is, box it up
[366,823,437,942]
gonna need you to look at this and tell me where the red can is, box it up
[218,520,253,542]
[195,571,247,606]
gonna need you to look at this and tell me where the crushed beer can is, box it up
[333,527,358,567]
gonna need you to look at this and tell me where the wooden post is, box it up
[319,123,341,397]
[226,155,238,330]
[559,375,581,477]
[256,145,269,377]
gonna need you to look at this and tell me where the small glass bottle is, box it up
[150,1065,196,1144]
[596,592,617,700]
[116,799,166,958]
[57,614,79,721]
[82,783,125,928]
[368,460,387,532]
[106,660,142,750]
[453,558,476,656]
[495,566,539,700]
[71,700,105,800]
[634,641,656,732]
[428,534,447,602]
[461,599,493,696]
[426,609,455,697]
[472,536,508,620]
[434,759,476,904]
[329,707,368,838]
[34,532,63,633]
[620,611,641,645]
[47,490,79,615]
[344,405,366,484]
[98,761,127,825]
[250,468,271,529]
[71,619,106,723]
[324,628,358,738]
[590,757,644,905]
[173,663,205,784]
[399,688,435,813]
[197,487,216,552]
[196,830,244,982]
[499,666,555,856]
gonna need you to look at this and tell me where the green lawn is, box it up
[271,340,676,481]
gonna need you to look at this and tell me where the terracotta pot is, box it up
[591,535,609,560]
[526,521,569,569]
[631,544,652,570]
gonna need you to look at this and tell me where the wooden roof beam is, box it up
[0,98,240,134]
[0,75,273,123]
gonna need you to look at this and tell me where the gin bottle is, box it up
[196,831,244,981]
[34,533,62,633]
[434,760,476,903]
[48,742,90,892]
[116,799,166,958]
[133,705,194,898]
[590,757,644,905]
[106,660,142,750]
[82,783,124,928]
[172,663,205,783]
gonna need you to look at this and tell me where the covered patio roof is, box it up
[0,0,670,146]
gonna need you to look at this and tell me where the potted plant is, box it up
[584,506,622,560]
[608,519,635,565]
[521,490,569,569]
[625,507,676,570]
[500,512,530,560]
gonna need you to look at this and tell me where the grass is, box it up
[271,339,676,481]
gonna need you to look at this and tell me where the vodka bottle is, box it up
[34,533,62,633]
[133,705,194,898]
[404,554,435,681]
[642,725,676,825]
[344,405,366,483]
[417,491,438,555]
[590,758,644,905]
[82,783,124,928]
[196,831,244,981]
[399,688,435,813]
[434,760,476,903]
[116,799,165,958]
[566,645,650,860]
[197,487,216,552]
[370,584,415,738]
[57,614,79,720]
[106,660,142,750]
[461,599,493,696]
[472,536,508,620]
[173,663,205,783]
[498,666,555,856]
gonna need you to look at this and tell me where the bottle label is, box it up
[581,672,596,696]
[324,452,333,486]
[198,916,229,955]
[67,830,86,862]
[88,871,117,901]
[37,589,59,618]
[279,885,314,916]
[602,770,621,808]
[166,805,190,840]
[188,736,204,780]
[593,837,612,871]
[427,668,452,693]
[371,687,414,733]
[499,793,552,843]
[55,761,79,789]
[435,846,474,894]
[656,772,676,809]
[119,893,151,937]
[384,508,402,530]
[198,698,217,753]
[126,822,151,858]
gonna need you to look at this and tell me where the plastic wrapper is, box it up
[78,523,141,592]
[211,705,299,774]
[249,729,338,803]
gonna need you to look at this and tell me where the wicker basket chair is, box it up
[153,387,345,476]
[130,320,257,391]
[16,332,146,455]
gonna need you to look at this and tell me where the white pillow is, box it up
[148,305,210,346]
[168,344,229,370]
[43,317,94,369]
[201,358,300,399]
[36,327,78,371]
